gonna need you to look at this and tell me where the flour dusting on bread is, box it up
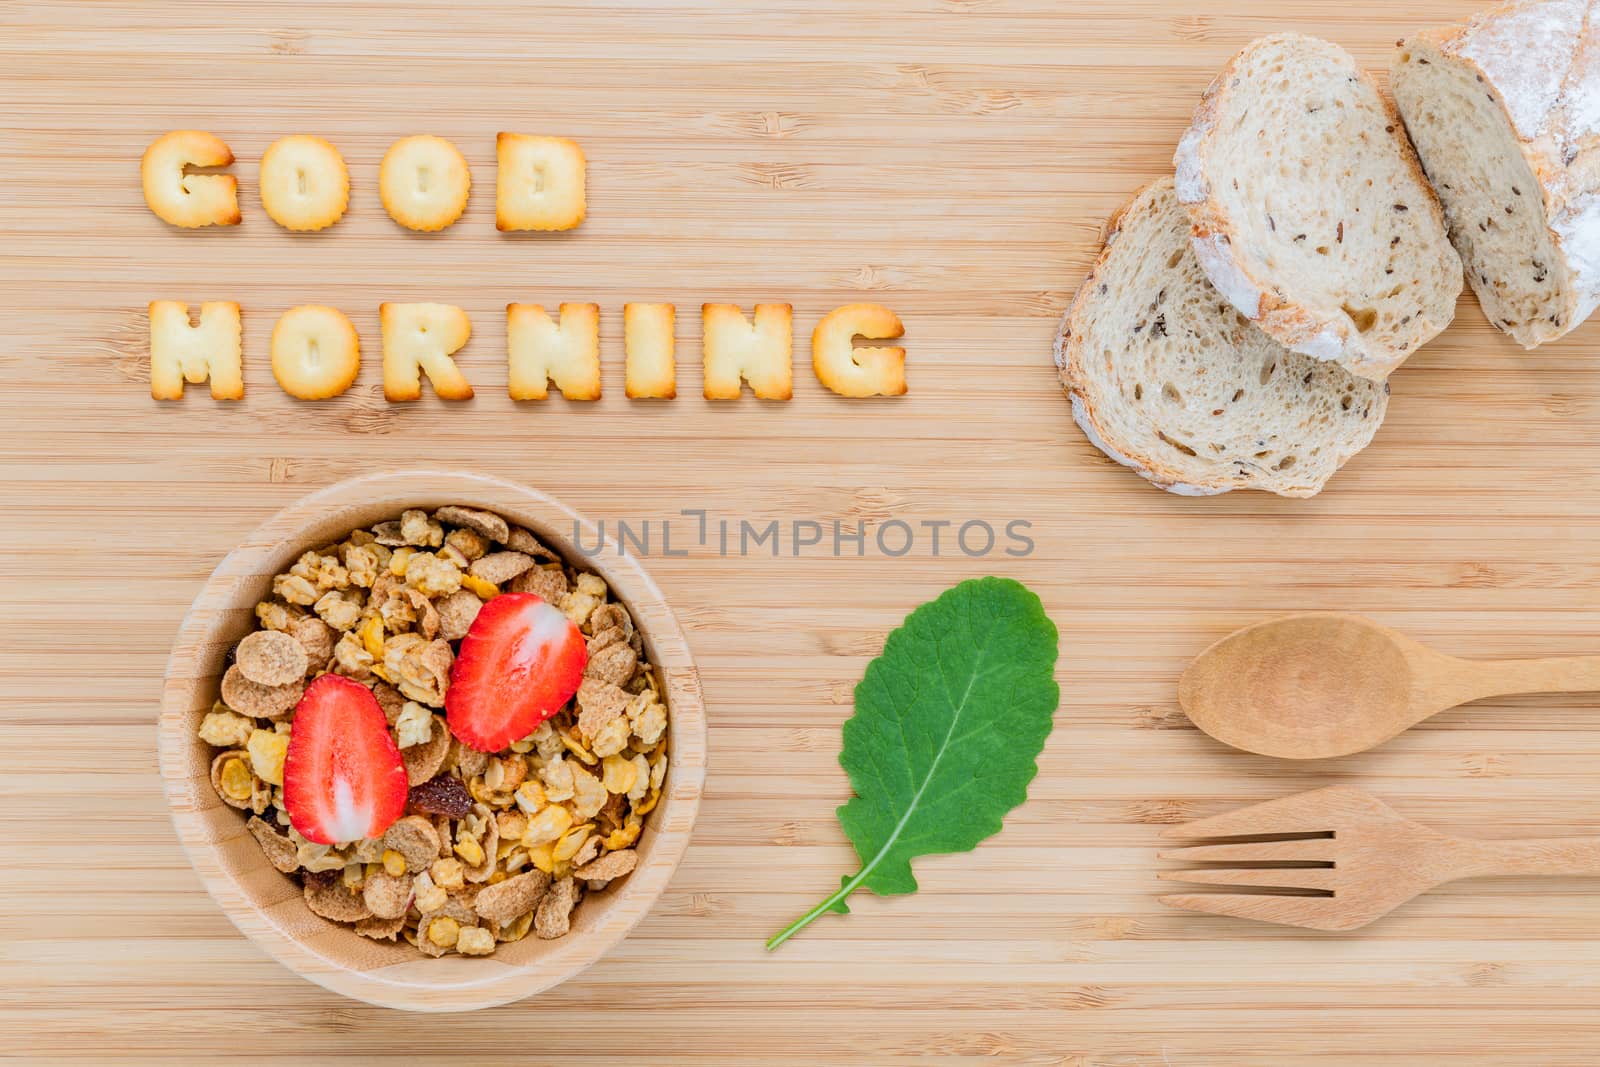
[1394,0,1600,347]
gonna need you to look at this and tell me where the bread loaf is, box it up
[1393,0,1600,348]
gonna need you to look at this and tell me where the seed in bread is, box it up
[149,300,243,401]
[141,131,240,228]
[380,303,473,402]
[812,303,907,397]
[259,135,350,232]
[1174,33,1464,380]
[496,134,585,232]
[379,135,471,232]
[1056,179,1390,498]
[271,305,361,400]
[1393,0,1600,349]
[624,303,676,399]
[507,302,602,400]
[702,303,793,400]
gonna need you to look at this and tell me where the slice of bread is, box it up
[1174,34,1464,380]
[1056,180,1390,498]
[1393,0,1600,349]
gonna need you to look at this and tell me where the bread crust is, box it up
[1174,33,1458,380]
[1399,0,1600,347]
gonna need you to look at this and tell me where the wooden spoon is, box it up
[1178,612,1600,759]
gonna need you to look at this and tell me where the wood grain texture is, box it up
[3,0,1600,1061]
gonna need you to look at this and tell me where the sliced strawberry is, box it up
[446,592,587,752]
[283,674,409,845]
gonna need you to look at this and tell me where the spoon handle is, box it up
[1447,836,1600,879]
[1457,655,1600,702]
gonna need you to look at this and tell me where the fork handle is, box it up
[1450,837,1600,879]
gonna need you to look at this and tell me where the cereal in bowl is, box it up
[197,506,669,957]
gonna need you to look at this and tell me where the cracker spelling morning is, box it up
[141,131,909,402]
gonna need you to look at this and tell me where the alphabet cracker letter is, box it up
[496,134,586,232]
[624,303,676,399]
[149,301,243,400]
[507,302,601,400]
[702,303,792,400]
[381,303,474,401]
[271,305,361,400]
[812,303,906,397]
[141,131,240,228]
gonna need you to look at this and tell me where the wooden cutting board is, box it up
[5,1,1600,1062]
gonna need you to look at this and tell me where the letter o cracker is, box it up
[270,305,361,400]
[380,135,471,232]
[259,135,350,232]
[141,130,240,228]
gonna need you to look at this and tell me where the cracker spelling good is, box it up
[702,303,793,400]
[380,135,471,232]
[149,300,243,400]
[812,303,907,398]
[259,135,350,232]
[270,305,361,400]
[141,130,241,228]
[624,303,676,399]
[380,303,474,401]
[196,506,667,957]
[507,302,602,400]
[496,133,586,231]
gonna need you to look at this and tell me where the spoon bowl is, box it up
[1178,612,1600,759]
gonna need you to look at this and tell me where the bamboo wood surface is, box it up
[4,0,1600,1062]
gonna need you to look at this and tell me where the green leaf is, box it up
[766,577,1059,950]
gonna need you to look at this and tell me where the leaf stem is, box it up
[764,869,866,951]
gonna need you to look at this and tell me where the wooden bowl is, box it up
[157,470,705,1011]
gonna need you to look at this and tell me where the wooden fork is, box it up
[1158,786,1600,931]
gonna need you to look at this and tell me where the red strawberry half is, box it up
[446,592,587,752]
[283,674,409,845]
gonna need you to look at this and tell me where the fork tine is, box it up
[1160,787,1359,840]
[1157,839,1334,864]
[1158,867,1339,892]
[1160,893,1365,931]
